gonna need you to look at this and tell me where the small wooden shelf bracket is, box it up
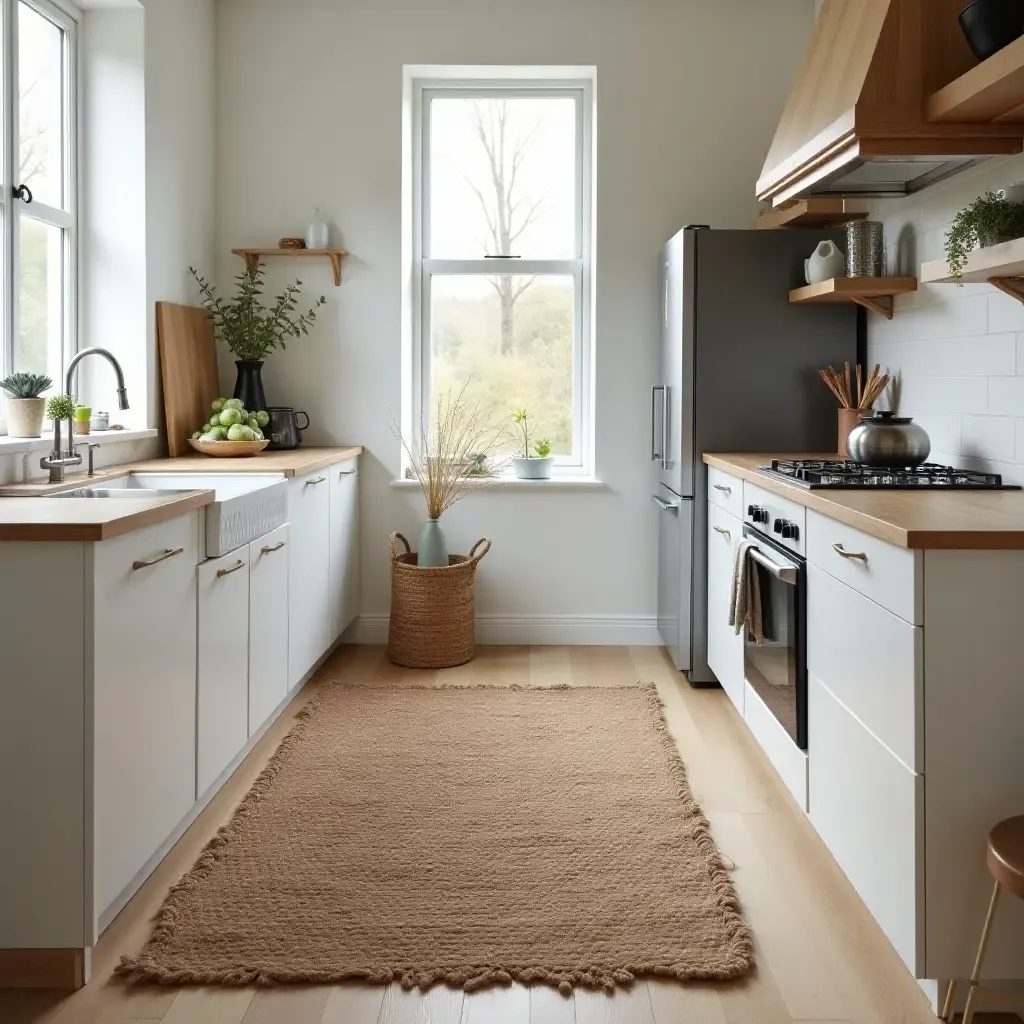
[990,277,1024,304]
[851,295,895,320]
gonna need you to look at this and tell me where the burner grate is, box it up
[760,459,1020,490]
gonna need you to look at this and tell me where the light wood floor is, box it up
[0,644,994,1024]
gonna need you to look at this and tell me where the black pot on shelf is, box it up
[960,0,1024,62]
[233,360,267,413]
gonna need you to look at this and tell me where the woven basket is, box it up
[388,532,491,669]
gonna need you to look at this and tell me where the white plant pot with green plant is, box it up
[945,190,1024,282]
[512,410,554,480]
[1,373,52,438]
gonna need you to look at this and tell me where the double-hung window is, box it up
[0,0,77,397]
[413,75,594,473]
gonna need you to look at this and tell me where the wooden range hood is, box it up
[758,0,1024,207]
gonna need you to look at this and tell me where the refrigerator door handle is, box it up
[651,494,679,512]
[661,386,671,470]
[651,385,666,462]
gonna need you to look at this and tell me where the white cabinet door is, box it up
[92,513,200,920]
[808,674,922,975]
[288,467,331,689]
[197,550,250,798]
[249,525,289,735]
[329,459,359,643]
[706,501,744,714]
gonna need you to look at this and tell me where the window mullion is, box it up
[2,0,15,381]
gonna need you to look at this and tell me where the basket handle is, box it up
[468,538,492,565]
[390,532,412,561]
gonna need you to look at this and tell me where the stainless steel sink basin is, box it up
[50,487,187,499]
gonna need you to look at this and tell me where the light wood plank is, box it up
[574,987,654,1024]
[378,985,464,1024]
[160,989,255,1024]
[461,984,529,1024]
[320,985,387,1024]
[91,987,179,1023]
[529,986,576,1024]
[928,33,1024,121]
[647,980,726,1024]
[241,986,331,1024]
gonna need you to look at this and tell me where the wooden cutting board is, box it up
[156,302,220,457]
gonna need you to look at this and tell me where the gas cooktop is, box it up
[759,459,1022,490]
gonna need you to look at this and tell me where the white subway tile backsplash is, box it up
[989,377,1024,416]
[872,334,1015,378]
[1014,419,1024,463]
[911,295,988,340]
[961,415,1016,463]
[898,377,989,415]
[912,414,961,456]
[989,292,1024,333]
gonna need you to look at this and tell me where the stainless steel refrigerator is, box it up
[654,226,858,684]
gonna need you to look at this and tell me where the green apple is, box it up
[252,428,264,441]
[227,423,254,441]
[199,432,215,443]
[224,398,245,411]
[191,431,201,440]
[219,407,243,427]
[211,398,225,413]
[255,410,270,427]
[247,417,260,432]
[207,425,227,441]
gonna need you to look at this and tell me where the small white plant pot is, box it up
[4,396,45,438]
[513,456,554,480]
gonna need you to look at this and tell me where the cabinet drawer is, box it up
[288,468,331,689]
[745,681,807,810]
[708,467,743,518]
[249,525,289,735]
[809,675,922,975]
[806,510,921,624]
[808,564,922,772]
[707,502,744,715]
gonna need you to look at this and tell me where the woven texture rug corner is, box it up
[118,683,753,993]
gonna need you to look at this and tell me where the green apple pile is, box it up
[192,398,270,443]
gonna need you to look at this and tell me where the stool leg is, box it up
[940,979,957,1022]
[963,880,1001,1024]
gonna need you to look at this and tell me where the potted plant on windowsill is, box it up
[189,262,327,412]
[1,373,52,438]
[512,410,554,480]
[945,189,1024,282]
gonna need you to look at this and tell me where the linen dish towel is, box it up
[729,539,767,645]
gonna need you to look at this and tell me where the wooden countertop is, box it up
[0,446,365,497]
[704,453,1024,550]
[0,490,214,542]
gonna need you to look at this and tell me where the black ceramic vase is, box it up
[233,360,267,413]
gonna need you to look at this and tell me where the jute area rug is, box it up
[118,683,753,993]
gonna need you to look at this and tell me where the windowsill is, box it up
[391,475,606,492]
[0,427,158,457]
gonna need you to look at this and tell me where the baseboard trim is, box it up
[344,614,662,646]
[0,947,89,989]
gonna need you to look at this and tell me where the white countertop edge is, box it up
[391,476,607,492]
[0,427,158,457]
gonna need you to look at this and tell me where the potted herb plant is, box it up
[512,410,555,480]
[0,372,52,438]
[190,262,327,412]
[945,190,1024,282]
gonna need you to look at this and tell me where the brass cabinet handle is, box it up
[713,484,732,494]
[832,542,868,562]
[306,476,327,486]
[132,547,184,571]
[339,468,356,477]
[713,525,731,537]
[261,541,286,554]
[216,560,246,579]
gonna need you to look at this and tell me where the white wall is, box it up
[867,154,1024,484]
[215,0,815,641]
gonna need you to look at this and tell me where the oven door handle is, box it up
[749,546,798,585]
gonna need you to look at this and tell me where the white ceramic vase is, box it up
[305,209,329,251]
[804,240,846,284]
[4,396,45,438]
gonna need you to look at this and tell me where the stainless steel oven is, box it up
[741,522,807,750]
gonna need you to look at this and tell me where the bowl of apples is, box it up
[188,397,271,457]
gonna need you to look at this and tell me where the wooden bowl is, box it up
[188,438,270,458]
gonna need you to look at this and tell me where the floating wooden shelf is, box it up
[928,34,1024,122]
[788,276,918,320]
[232,248,349,286]
[920,236,1024,303]
[757,198,869,230]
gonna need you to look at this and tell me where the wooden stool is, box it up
[941,816,1024,1023]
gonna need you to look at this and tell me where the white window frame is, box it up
[0,0,78,393]
[411,75,594,475]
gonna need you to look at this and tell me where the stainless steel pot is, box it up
[847,411,931,468]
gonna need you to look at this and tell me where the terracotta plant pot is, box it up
[838,408,867,458]
[4,396,45,438]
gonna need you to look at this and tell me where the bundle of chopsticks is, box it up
[819,362,890,410]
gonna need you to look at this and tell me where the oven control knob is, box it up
[760,509,770,525]
[773,518,783,533]
[791,524,800,541]
[781,523,792,539]
[747,504,755,516]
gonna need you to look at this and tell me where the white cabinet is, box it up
[708,466,744,518]
[706,501,744,714]
[92,513,200,922]
[288,467,331,689]
[248,524,289,734]
[809,674,922,974]
[196,550,250,798]
[329,459,359,643]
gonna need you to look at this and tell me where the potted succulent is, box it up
[0,372,52,437]
[190,262,327,412]
[512,410,554,480]
[945,190,1024,282]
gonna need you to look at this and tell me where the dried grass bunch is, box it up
[395,383,508,520]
